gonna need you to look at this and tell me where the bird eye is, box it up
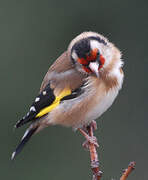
[97,51,100,56]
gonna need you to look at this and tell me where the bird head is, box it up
[68,32,117,77]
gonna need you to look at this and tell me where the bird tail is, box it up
[15,111,37,128]
[11,125,38,160]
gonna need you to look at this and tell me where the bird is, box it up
[11,31,124,160]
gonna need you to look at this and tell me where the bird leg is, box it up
[90,120,97,131]
[79,128,99,148]
[78,120,99,149]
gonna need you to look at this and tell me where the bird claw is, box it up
[82,121,97,133]
[82,140,89,149]
[90,120,97,131]
[82,136,99,149]
[78,121,99,149]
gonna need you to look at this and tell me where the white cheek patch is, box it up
[71,50,78,61]
[90,40,102,53]
[102,48,112,68]
[90,40,113,68]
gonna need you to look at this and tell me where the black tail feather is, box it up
[11,127,38,160]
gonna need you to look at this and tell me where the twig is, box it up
[120,161,136,180]
[79,125,135,180]
[87,125,102,180]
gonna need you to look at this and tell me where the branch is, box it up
[79,123,136,180]
[120,161,136,180]
[87,125,102,180]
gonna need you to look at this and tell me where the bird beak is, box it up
[89,62,99,77]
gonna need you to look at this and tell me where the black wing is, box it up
[15,83,56,128]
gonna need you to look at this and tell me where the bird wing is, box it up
[15,82,71,128]
[12,82,85,160]
[15,51,86,128]
[40,51,74,92]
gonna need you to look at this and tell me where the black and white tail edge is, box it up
[11,126,38,160]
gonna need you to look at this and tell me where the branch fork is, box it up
[79,121,136,180]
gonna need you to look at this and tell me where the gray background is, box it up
[0,0,148,179]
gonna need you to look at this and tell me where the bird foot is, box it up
[82,135,99,149]
[78,127,99,149]
[90,120,97,131]
[82,120,97,133]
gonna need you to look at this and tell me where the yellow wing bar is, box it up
[36,88,71,118]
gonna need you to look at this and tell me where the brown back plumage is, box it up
[40,51,87,95]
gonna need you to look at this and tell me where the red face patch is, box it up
[82,66,92,73]
[77,58,88,65]
[77,48,105,73]
[98,55,105,70]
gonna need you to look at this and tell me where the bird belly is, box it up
[48,85,119,128]
[84,87,119,126]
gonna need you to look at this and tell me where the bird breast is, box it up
[84,84,120,125]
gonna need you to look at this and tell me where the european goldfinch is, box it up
[12,31,124,160]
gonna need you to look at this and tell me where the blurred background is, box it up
[0,0,148,179]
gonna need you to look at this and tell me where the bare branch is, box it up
[120,161,136,180]
[79,123,136,180]
[87,125,102,180]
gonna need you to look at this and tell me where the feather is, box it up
[61,86,84,101]
[36,88,71,117]
[15,83,56,128]
[15,84,72,128]
[11,126,38,160]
